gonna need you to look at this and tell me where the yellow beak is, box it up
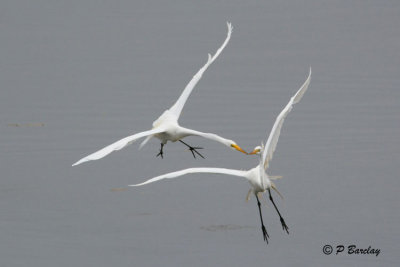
[248,149,261,155]
[231,144,247,154]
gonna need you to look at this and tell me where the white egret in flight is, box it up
[129,68,311,242]
[72,23,246,166]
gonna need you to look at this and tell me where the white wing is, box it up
[262,68,312,170]
[72,127,166,166]
[129,167,248,187]
[168,22,233,118]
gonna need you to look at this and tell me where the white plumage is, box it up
[72,22,246,167]
[130,68,312,242]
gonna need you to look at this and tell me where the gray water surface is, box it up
[1,1,399,266]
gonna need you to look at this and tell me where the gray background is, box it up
[1,0,399,266]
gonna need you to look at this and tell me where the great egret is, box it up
[72,22,246,167]
[129,68,312,242]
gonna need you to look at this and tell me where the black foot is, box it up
[179,140,205,159]
[188,146,204,159]
[280,218,289,234]
[261,225,270,243]
[156,143,164,159]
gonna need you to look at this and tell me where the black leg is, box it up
[268,188,289,234]
[179,140,205,159]
[256,194,269,243]
[156,143,164,159]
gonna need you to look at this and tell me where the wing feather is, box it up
[169,22,233,118]
[129,167,248,187]
[72,127,166,166]
[262,68,312,169]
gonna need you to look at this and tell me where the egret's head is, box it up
[230,143,247,154]
[248,145,262,155]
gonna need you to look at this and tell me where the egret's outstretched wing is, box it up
[129,167,248,187]
[72,127,166,166]
[262,68,312,170]
[169,22,233,118]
